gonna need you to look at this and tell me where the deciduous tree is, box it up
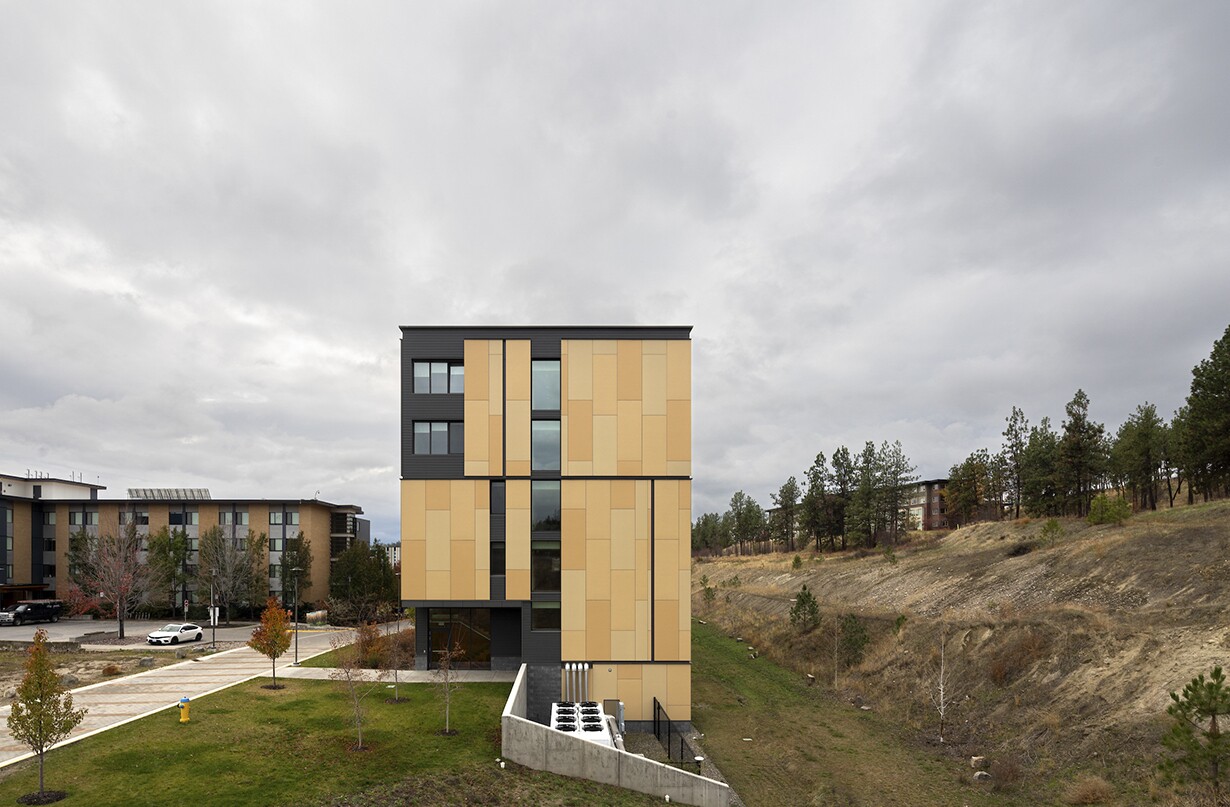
[197,526,266,626]
[67,521,153,639]
[434,638,466,735]
[279,531,314,609]
[329,632,387,751]
[329,542,398,624]
[248,597,292,689]
[146,525,191,613]
[7,629,87,800]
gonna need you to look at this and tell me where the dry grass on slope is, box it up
[693,500,1230,803]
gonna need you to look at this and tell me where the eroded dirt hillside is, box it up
[692,500,1230,800]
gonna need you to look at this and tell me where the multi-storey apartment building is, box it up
[908,478,950,531]
[400,326,692,726]
[0,472,367,608]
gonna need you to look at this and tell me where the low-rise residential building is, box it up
[0,471,367,608]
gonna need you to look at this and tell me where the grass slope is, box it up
[691,620,1025,806]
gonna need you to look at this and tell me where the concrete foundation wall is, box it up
[501,665,728,807]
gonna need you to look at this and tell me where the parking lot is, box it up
[0,618,261,648]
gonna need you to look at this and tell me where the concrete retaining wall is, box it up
[501,665,729,807]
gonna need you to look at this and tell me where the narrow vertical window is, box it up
[413,362,430,394]
[532,360,561,410]
[531,420,561,471]
[431,362,448,393]
[450,364,465,393]
[414,422,430,454]
[431,422,449,454]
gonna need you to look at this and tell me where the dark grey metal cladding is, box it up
[521,602,561,664]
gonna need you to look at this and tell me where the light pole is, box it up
[210,578,216,649]
[291,567,302,666]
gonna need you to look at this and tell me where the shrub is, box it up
[839,614,869,667]
[883,547,898,565]
[1007,541,1035,558]
[988,629,1050,686]
[102,664,121,676]
[1063,773,1115,804]
[354,622,383,669]
[1088,494,1131,526]
[792,555,802,570]
[990,756,1023,791]
[789,585,820,631]
[1040,518,1064,545]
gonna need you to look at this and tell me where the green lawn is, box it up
[0,680,658,806]
[690,620,1032,806]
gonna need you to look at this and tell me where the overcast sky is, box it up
[2,2,1228,544]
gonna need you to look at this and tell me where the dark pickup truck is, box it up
[0,600,64,626]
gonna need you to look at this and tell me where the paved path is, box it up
[0,630,517,769]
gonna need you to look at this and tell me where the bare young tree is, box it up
[197,526,266,626]
[68,521,153,639]
[381,607,410,703]
[329,632,387,751]
[434,638,466,735]
[929,622,961,744]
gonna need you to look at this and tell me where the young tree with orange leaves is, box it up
[248,597,292,689]
[7,629,87,801]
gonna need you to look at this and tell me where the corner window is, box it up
[531,540,561,592]
[532,360,560,410]
[413,421,464,455]
[413,361,464,394]
[531,420,560,471]
[531,482,560,532]
[531,601,561,631]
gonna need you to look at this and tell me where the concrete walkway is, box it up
[0,629,344,768]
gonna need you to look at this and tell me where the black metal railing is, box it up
[652,697,701,771]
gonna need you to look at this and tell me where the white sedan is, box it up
[147,623,204,645]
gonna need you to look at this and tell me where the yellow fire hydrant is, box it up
[178,696,190,724]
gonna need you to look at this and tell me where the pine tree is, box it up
[1162,666,1230,797]
[1185,325,1230,499]
[7,629,87,799]
[789,584,820,630]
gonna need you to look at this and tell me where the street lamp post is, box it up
[291,567,302,666]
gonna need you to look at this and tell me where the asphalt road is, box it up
[0,618,262,647]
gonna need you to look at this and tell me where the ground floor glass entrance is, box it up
[427,607,492,669]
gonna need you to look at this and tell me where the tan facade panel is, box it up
[12,504,31,585]
[505,479,530,600]
[641,352,667,417]
[401,478,489,601]
[616,341,642,401]
[592,353,618,416]
[506,340,531,477]
[464,340,504,477]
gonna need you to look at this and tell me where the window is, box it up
[69,511,82,526]
[187,511,199,526]
[45,538,55,552]
[42,511,56,526]
[119,510,148,526]
[270,535,284,552]
[532,360,560,410]
[531,420,560,471]
[490,481,505,515]
[413,361,464,394]
[43,565,56,579]
[86,511,99,526]
[270,511,284,525]
[237,511,249,526]
[287,511,299,526]
[531,540,561,592]
[531,601,561,631]
[169,512,184,526]
[490,543,506,575]
[531,482,560,532]
[413,421,464,455]
[220,512,233,526]
[269,565,282,579]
